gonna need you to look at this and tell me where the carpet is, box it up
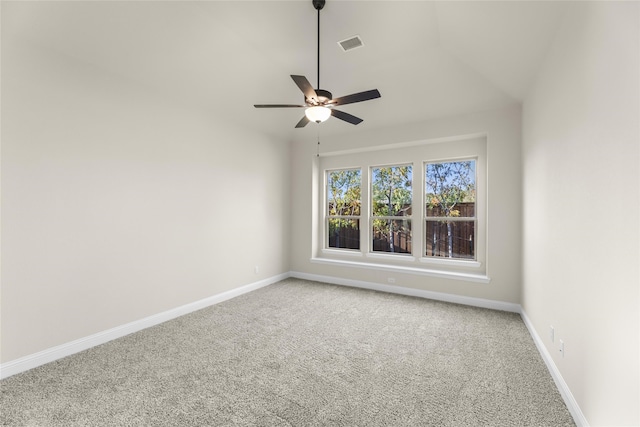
[0,278,575,426]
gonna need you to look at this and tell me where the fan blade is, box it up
[331,109,363,125]
[295,116,311,128]
[331,89,381,106]
[254,104,305,108]
[291,75,318,104]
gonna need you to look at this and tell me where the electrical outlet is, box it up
[254,265,259,274]
[387,277,396,284]
[550,325,555,343]
[559,340,564,358]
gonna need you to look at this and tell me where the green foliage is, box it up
[327,169,361,232]
[425,161,475,218]
[371,165,412,217]
[371,165,412,241]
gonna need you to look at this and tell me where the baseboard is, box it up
[0,273,289,380]
[289,271,520,313]
[520,309,589,427]
[0,270,587,427]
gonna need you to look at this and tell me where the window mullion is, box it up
[414,161,424,260]
[361,164,370,255]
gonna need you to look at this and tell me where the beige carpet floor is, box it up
[0,278,574,426]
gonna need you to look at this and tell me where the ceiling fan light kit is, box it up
[254,0,381,128]
[305,106,331,123]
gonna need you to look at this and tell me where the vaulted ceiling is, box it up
[2,1,567,141]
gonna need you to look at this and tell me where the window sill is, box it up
[419,257,482,269]
[310,257,490,284]
[366,252,416,263]
[321,248,364,258]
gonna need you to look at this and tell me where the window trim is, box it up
[423,157,478,262]
[369,163,413,256]
[314,135,488,283]
[310,256,490,284]
[324,167,362,252]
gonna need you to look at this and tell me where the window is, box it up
[425,160,476,260]
[326,168,361,250]
[371,165,412,254]
[315,136,486,281]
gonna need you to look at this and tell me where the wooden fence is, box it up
[328,226,360,250]
[372,229,412,253]
[328,203,474,258]
[426,202,475,259]
[425,221,474,259]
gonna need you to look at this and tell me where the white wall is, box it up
[522,2,639,425]
[290,106,522,304]
[1,38,290,363]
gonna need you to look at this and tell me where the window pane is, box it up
[425,161,475,218]
[425,220,475,259]
[372,165,412,217]
[327,169,361,216]
[328,219,360,249]
[372,219,412,254]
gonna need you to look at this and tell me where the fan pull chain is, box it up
[317,127,321,157]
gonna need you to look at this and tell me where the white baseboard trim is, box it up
[0,273,289,380]
[0,270,587,427]
[289,271,520,313]
[520,309,589,427]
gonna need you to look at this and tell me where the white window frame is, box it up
[423,157,478,265]
[325,167,362,252]
[369,163,414,258]
[314,136,487,283]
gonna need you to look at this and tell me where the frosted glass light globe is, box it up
[305,106,331,123]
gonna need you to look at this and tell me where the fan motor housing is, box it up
[311,89,332,104]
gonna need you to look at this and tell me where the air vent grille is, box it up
[338,35,364,52]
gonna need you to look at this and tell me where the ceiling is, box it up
[2,1,567,141]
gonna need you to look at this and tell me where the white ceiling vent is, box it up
[338,35,364,52]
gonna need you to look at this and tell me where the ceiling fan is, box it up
[254,0,381,128]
